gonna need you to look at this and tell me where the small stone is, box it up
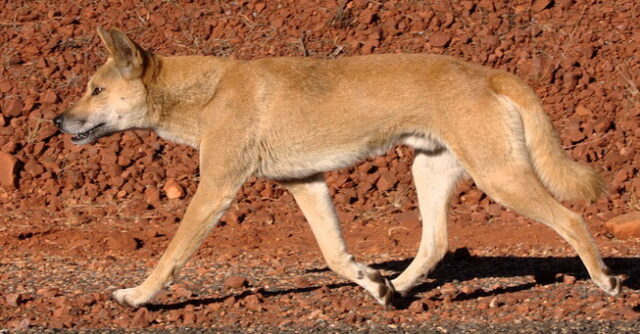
[563,274,577,285]
[131,307,151,327]
[565,126,585,142]
[376,171,396,191]
[575,105,592,117]
[0,80,11,93]
[24,159,44,177]
[439,283,458,296]
[604,212,640,239]
[408,300,427,313]
[244,294,263,312]
[222,296,236,307]
[224,275,248,289]
[254,2,266,13]
[171,284,193,299]
[532,0,552,12]
[149,14,166,26]
[5,293,22,307]
[460,285,477,295]
[0,152,18,186]
[42,89,59,103]
[4,99,23,117]
[144,186,161,205]
[105,231,138,252]
[430,33,451,47]
[163,178,184,199]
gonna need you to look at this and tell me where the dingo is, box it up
[54,27,620,308]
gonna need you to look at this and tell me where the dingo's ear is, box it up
[97,26,116,56]
[97,27,145,79]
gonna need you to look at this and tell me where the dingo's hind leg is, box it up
[469,161,620,296]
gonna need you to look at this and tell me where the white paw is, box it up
[596,275,621,297]
[112,287,151,308]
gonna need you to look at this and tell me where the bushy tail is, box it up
[489,72,603,202]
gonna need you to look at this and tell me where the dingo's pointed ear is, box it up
[97,26,117,56]
[108,28,145,79]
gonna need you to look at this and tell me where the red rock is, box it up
[5,292,22,307]
[408,300,427,313]
[105,231,138,251]
[183,309,196,325]
[131,307,151,327]
[144,186,161,205]
[575,105,592,117]
[222,295,236,307]
[604,212,640,239]
[42,89,59,104]
[0,114,4,126]
[163,178,184,199]
[0,80,11,93]
[149,14,166,26]
[440,283,458,296]
[244,293,264,312]
[612,169,628,188]
[36,287,61,298]
[5,99,23,117]
[24,159,44,177]
[532,0,552,12]
[0,152,18,186]
[460,285,477,295]
[430,33,451,47]
[562,274,577,285]
[171,284,193,299]
[376,171,396,191]
[254,2,266,13]
[36,122,59,141]
[225,275,248,289]
[565,126,585,142]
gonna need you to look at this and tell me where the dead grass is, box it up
[329,1,353,29]
[617,59,640,106]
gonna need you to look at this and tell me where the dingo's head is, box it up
[54,27,152,145]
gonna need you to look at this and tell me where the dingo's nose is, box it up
[53,115,64,129]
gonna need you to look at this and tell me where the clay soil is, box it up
[1,0,640,332]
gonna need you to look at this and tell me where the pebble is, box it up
[163,178,184,199]
[0,152,18,186]
[224,275,249,289]
[604,212,640,239]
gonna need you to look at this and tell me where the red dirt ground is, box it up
[1,0,639,332]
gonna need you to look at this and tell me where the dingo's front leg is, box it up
[113,183,237,307]
[113,138,253,307]
[282,174,395,306]
[392,150,464,295]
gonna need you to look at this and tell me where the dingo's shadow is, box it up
[371,250,640,308]
[148,250,640,311]
[370,249,640,288]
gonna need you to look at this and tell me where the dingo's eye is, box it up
[92,87,104,96]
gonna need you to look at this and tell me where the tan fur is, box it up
[54,28,621,308]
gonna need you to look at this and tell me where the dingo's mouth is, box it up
[71,123,106,144]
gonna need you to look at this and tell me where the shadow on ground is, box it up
[151,250,640,310]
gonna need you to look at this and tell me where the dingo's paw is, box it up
[364,270,396,307]
[596,275,621,296]
[113,287,151,308]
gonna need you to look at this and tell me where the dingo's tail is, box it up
[489,72,603,202]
